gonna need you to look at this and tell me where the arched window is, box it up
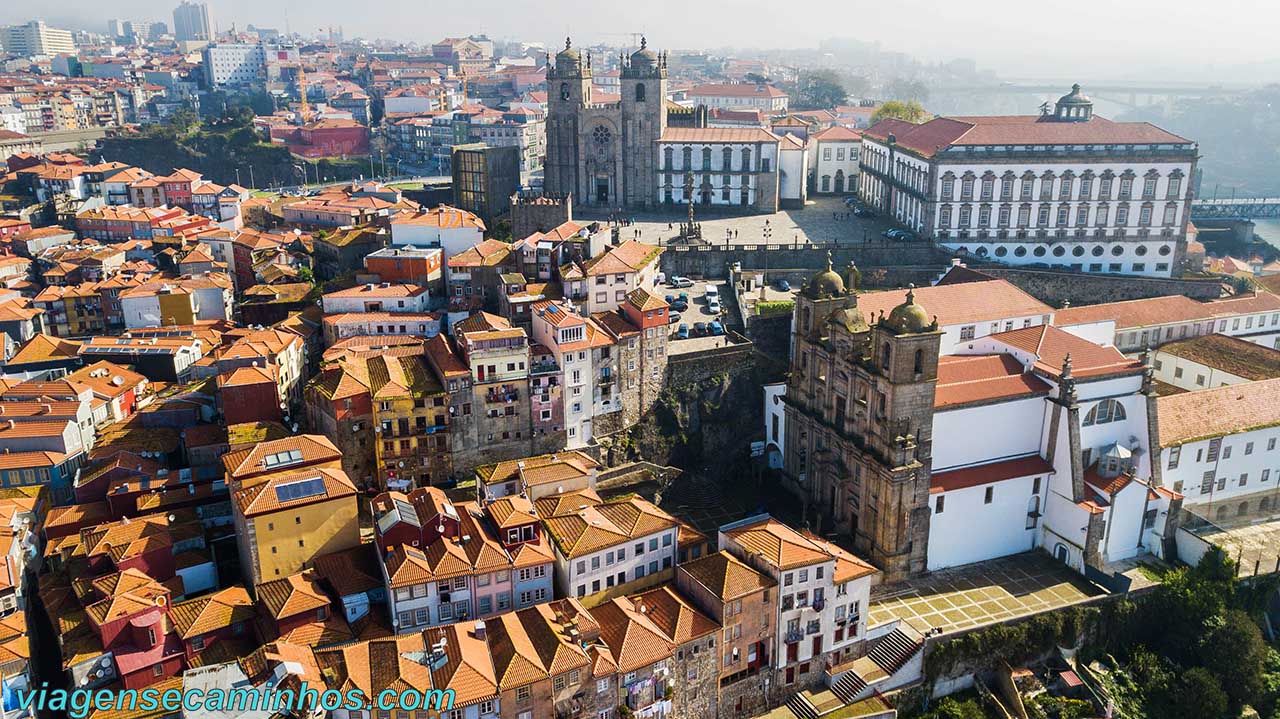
[663,146,673,170]
[881,343,891,369]
[913,349,923,375]
[560,83,570,101]
[682,146,692,170]
[741,148,752,171]
[722,147,733,170]
[1083,399,1126,426]
[635,83,646,102]
[701,147,712,171]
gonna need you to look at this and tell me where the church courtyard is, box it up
[868,552,1107,637]
[575,195,901,249]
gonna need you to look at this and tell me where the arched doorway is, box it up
[1054,543,1069,563]
[834,170,845,194]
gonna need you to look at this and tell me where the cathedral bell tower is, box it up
[545,38,592,201]
[619,37,668,209]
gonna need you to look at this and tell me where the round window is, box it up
[1033,246,1047,257]
[977,247,990,257]
[1052,246,1066,257]
[995,246,1008,257]
[1072,246,1085,257]
[1158,245,1172,256]
[1092,245,1104,256]
[1014,246,1027,257]
[1135,245,1148,256]
[1112,245,1124,256]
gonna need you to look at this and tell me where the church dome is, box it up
[1057,83,1091,106]
[556,38,582,70]
[805,252,846,298]
[630,37,657,69]
[884,286,933,334]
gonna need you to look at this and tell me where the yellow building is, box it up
[231,465,360,589]
[368,353,452,491]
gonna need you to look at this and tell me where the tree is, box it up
[744,72,768,85]
[924,697,987,719]
[1147,667,1229,719]
[296,266,315,285]
[795,69,848,110]
[1200,609,1269,709]
[871,100,927,125]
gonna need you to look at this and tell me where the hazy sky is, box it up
[7,0,1279,81]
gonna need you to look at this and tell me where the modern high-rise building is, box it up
[172,1,212,42]
[1,21,75,58]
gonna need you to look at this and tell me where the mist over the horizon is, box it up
[8,0,1279,85]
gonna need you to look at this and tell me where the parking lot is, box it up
[660,277,730,342]
[581,196,903,249]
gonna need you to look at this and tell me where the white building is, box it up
[1055,291,1280,353]
[172,1,212,42]
[810,126,861,195]
[687,83,789,113]
[320,283,431,315]
[859,85,1198,278]
[536,489,679,600]
[530,301,615,448]
[202,43,272,87]
[561,239,663,316]
[720,515,877,685]
[389,206,486,268]
[1,21,75,58]
[656,127,786,212]
[1151,334,1280,391]
[1156,378,1280,516]
[928,325,1178,573]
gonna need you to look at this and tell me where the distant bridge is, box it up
[1191,197,1280,219]
[931,82,1243,111]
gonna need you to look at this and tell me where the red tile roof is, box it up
[1157,376,1280,446]
[930,455,1054,494]
[990,325,1143,379]
[935,354,1052,408]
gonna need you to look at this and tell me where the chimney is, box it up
[473,620,486,640]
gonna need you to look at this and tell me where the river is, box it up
[1255,219,1280,250]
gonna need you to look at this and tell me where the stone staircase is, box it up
[785,693,820,719]
[828,625,925,704]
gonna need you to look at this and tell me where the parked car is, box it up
[843,196,860,207]
[664,294,676,304]
[704,284,720,300]
[883,229,916,241]
[670,276,694,288]
[676,324,689,339]
[694,322,708,336]
[854,207,876,218]
[671,300,688,312]
[774,278,791,291]
[669,311,681,324]
[707,299,722,315]
[709,321,725,336]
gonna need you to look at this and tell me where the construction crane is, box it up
[596,32,645,49]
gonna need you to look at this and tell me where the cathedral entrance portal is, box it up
[595,177,610,204]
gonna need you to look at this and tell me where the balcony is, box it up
[486,387,520,404]
[785,628,803,644]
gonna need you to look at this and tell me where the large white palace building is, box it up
[858,85,1198,278]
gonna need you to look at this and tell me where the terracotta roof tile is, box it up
[930,455,1054,494]
[1157,376,1280,446]
[935,354,1052,408]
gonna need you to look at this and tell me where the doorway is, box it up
[595,178,609,204]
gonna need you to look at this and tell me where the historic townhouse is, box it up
[372,487,554,631]
[860,85,1197,278]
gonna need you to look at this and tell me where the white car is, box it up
[707,299,722,315]
[670,276,694,288]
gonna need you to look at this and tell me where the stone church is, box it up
[544,37,669,210]
[782,257,943,582]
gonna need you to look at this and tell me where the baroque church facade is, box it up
[544,38,668,210]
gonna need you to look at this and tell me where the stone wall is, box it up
[659,241,951,279]
[977,266,1224,307]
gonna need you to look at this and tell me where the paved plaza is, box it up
[577,196,899,249]
[868,553,1106,636]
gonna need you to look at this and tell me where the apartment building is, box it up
[537,488,680,601]
[720,515,878,693]
[373,486,554,631]
[562,239,663,314]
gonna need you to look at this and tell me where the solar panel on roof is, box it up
[274,477,326,503]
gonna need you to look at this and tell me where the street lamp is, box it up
[760,223,773,301]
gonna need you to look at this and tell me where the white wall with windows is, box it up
[1162,429,1280,508]
[556,528,677,599]
[927,472,1046,571]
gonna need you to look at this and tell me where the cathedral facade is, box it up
[544,38,668,210]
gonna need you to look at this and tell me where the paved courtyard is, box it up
[869,553,1106,637]
[577,196,899,248]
